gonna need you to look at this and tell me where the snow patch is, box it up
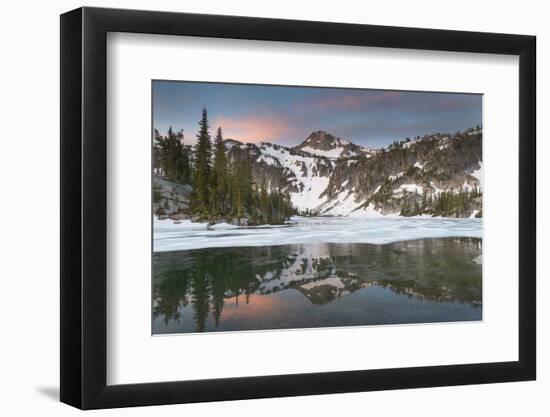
[470,162,483,189]
[389,172,404,181]
[400,183,423,194]
[300,146,345,159]
[260,143,331,211]
[322,191,363,216]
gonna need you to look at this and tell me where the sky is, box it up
[153,80,482,149]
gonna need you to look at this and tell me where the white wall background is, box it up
[0,0,546,415]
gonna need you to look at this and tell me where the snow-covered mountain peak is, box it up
[295,131,362,159]
[221,128,482,218]
[223,138,243,149]
[302,130,349,147]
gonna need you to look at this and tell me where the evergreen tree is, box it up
[240,149,254,213]
[193,108,212,210]
[421,188,428,211]
[414,199,420,215]
[175,130,191,183]
[153,108,295,224]
[259,176,269,221]
[190,259,210,332]
[212,127,228,212]
[153,129,162,174]
[154,127,192,184]
[231,152,244,218]
[181,143,192,183]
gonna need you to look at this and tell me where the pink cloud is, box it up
[212,115,293,143]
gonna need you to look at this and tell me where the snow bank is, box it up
[154,217,207,230]
[210,222,238,230]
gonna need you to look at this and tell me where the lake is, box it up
[153,217,482,334]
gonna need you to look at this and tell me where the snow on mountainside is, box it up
[223,138,243,149]
[257,142,332,209]
[242,128,483,218]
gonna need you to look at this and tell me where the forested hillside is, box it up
[153,108,482,224]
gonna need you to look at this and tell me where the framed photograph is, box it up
[60,7,536,409]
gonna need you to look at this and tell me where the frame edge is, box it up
[60,7,84,409]
[518,34,537,380]
[61,6,537,409]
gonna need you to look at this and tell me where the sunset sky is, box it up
[153,80,482,148]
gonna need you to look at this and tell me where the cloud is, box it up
[296,90,402,113]
[310,93,365,110]
[212,115,294,143]
[154,80,481,148]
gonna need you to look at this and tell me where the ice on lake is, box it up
[154,216,482,252]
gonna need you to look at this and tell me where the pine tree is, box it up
[231,152,244,218]
[157,126,185,181]
[153,129,162,174]
[414,199,420,215]
[259,175,269,221]
[156,108,296,225]
[240,150,254,214]
[181,144,192,183]
[166,126,177,180]
[421,188,428,211]
[193,108,212,210]
[212,127,227,212]
[175,130,191,183]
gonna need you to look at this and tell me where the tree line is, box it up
[153,108,295,224]
[400,185,482,217]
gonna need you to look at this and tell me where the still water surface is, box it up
[153,237,482,334]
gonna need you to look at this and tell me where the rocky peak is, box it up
[297,131,347,151]
[223,138,243,149]
[294,131,364,159]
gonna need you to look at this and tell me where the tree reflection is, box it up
[153,238,482,332]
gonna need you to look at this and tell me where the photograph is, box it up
[1,0,542,413]
[151,81,483,334]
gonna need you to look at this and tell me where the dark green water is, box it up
[152,237,482,334]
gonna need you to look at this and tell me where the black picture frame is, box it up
[60,6,536,410]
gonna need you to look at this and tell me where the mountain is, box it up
[228,127,482,218]
[293,130,375,159]
[223,138,243,149]
[156,127,482,219]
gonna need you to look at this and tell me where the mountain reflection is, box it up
[153,238,482,333]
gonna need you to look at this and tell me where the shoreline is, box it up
[154,213,482,229]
